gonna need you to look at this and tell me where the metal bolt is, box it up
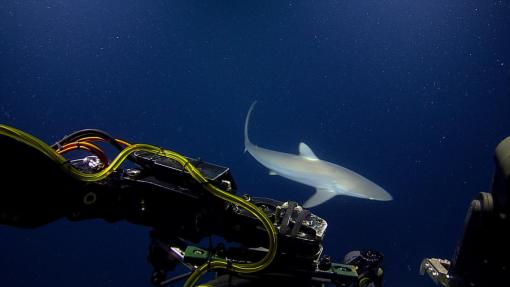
[125,169,141,177]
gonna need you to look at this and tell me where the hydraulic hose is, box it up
[0,124,278,286]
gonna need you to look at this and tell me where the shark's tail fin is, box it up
[244,101,257,152]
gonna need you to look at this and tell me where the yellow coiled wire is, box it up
[0,124,278,287]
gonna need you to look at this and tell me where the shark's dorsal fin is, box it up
[299,142,319,160]
[303,188,337,208]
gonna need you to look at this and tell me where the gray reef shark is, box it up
[244,101,393,208]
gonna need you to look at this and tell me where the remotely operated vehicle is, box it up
[0,124,508,287]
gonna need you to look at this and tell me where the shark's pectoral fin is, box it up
[303,188,337,208]
[269,170,278,175]
[299,142,319,160]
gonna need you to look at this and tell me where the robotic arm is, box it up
[0,125,383,287]
[420,136,510,287]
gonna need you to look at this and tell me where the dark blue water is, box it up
[1,1,509,286]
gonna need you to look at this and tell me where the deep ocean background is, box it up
[1,1,509,287]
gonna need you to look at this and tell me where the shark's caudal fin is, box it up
[244,101,257,152]
[303,188,337,208]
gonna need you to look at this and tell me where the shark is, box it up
[244,101,393,208]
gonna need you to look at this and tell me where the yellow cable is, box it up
[0,125,68,165]
[0,124,278,286]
